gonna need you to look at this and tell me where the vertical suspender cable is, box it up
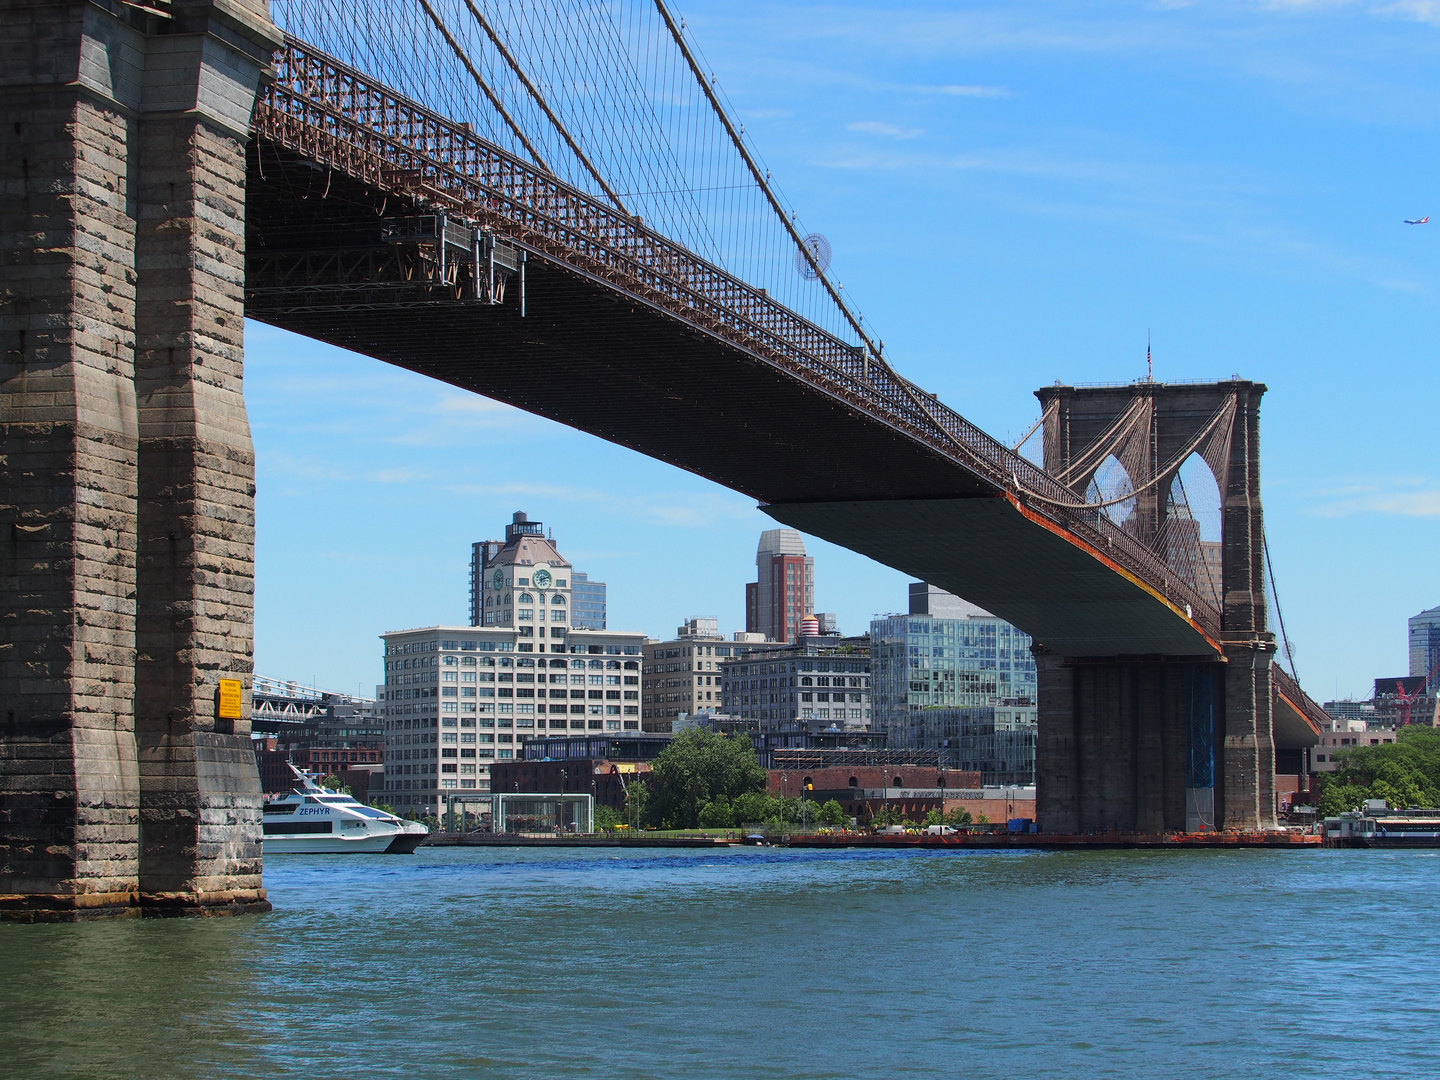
[1264,531,1299,684]
[415,0,553,173]
[460,0,631,215]
[650,0,876,358]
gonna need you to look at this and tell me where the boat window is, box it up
[348,806,396,820]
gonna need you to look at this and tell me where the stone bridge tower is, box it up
[1029,380,1275,833]
[0,0,281,918]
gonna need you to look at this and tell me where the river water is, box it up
[1,846,1436,1079]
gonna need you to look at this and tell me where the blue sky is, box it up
[249,0,1440,701]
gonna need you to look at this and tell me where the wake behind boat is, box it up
[263,769,428,854]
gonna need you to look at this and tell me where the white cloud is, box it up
[846,120,925,139]
[1380,0,1440,23]
[922,84,1010,98]
[1313,478,1440,516]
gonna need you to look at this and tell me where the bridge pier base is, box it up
[0,0,279,919]
[1035,649,1243,834]
[1220,639,1278,832]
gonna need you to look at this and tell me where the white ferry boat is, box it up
[1323,802,1440,848]
[262,771,428,854]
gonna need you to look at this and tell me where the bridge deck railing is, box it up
[254,36,1221,639]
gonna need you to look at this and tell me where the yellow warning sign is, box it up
[218,679,243,720]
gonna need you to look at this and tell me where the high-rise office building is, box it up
[469,539,503,626]
[745,528,814,643]
[572,571,607,630]
[473,512,574,644]
[871,582,1037,744]
[1410,605,1440,688]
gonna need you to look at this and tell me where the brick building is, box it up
[490,758,651,811]
[766,765,983,822]
[253,739,383,802]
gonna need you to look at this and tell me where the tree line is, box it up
[1317,726,1440,816]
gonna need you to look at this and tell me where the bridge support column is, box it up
[1221,640,1277,831]
[1036,654,1222,835]
[0,0,279,919]
[0,1,143,920]
[133,4,278,916]
[1033,648,1077,834]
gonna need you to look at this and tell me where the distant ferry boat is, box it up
[263,771,428,854]
[1324,802,1440,848]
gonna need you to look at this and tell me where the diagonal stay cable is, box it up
[1012,397,1057,453]
[415,0,553,172]
[1013,394,1237,511]
[656,0,973,462]
[460,0,630,215]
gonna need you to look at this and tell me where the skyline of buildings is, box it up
[270,503,1438,806]
[377,624,646,815]
[640,618,755,733]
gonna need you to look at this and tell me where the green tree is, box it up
[594,804,623,831]
[320,774,352,795]
[697,797,734,829]
[731,790,778,827]
[819,799,846,826]
[646,729,767,829]
[871,803,902,827]
[1317,726,1440,815]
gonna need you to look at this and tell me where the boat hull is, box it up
[264,825,428,854]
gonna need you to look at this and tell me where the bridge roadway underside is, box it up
[246,149,1210,660]
[246,148,999,505]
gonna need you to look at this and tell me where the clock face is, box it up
[491,570,504,590]
[533,568,552,588]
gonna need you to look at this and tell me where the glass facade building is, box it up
[1410,605,1440,688]
[870,614,1037,744]
[572,571,607,630]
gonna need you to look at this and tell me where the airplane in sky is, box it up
[1404,215,1430,225]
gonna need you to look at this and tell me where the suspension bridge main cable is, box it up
[1264,530,1301,684]
[650,0,876,357]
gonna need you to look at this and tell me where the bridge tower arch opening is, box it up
[1084,455,1137,530]
[1166,454,1224,610]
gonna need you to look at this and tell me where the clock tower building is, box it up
[473,512,574,651]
